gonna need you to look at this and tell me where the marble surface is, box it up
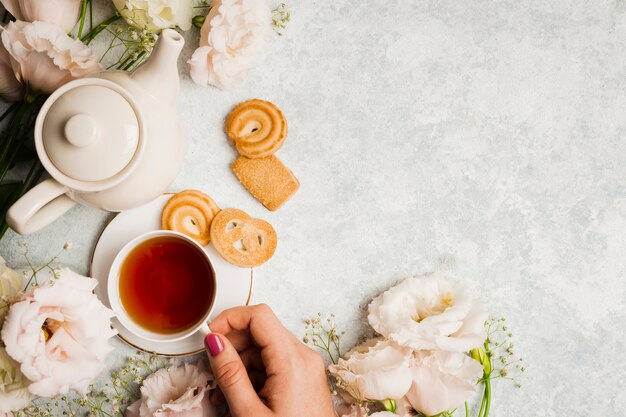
[2,0,626,415]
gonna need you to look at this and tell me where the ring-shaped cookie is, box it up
[162,190,220,246]
[210,208,277,267]
[225,99,288,159]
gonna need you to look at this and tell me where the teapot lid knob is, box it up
[64,114,101,148]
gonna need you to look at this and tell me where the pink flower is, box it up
[1,269,116,398]
[188,0,271,90]
[0,44,23,101]
[329,338,413,403]
[0,0,82,33]
[1,21,101,95]
[127,362,217,417]
[404,351,483,416]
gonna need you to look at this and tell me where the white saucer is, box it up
[91,195,253,356]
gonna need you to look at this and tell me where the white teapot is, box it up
[8,29,186,235]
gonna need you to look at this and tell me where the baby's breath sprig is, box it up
[469,317,524,417]
[15,352,167,417]
[20,242,71,291]
[303,313,344,364]
[272,3,291,35]
[76,4,157,71]
[484,317,525,386]
[95,24,158,71]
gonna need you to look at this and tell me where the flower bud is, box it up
[470,347,491,375]
[381,399,397,413]
[192,15,206,29]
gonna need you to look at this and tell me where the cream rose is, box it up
[1,20,102,95]
[1,268,116,398]
[0,258,22,323]
[405,351,483,416]
[188,0,271,90]
[368,274,488,352]
[0,0,82,33]
[329,338,413,403]
[126,362,216,417]
[113,0,193,31]
[0,348,33,413]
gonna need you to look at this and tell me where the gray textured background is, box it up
[1,0,626,415]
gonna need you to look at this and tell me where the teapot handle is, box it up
[7,178,76,235]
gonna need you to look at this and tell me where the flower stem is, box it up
[0,100,30,171]
[483,376,492,417]
[0,159,44,240]
[476,339,494,417]
[0,95,44,240]
[0,102,18,123]
[77,0,90,39]
[120,50,148,71]
[81,13,122,45]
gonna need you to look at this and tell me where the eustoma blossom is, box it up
[126,362,216,417]
[0,20,102,95]
[113,0,193,31]
[1,269,116,398]
[0,44,23,101]
[0,346,33,414]
[367,273,488,352]
[328,338,413,402]
[0,0,83,33]
[0,257,22,322]
[405,350,484,416]
[189,0,271,90]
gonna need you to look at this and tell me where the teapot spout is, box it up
[132,29,184,102]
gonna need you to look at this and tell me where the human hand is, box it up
[204,304,335,417]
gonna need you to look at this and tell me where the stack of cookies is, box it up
[226,99,299,211]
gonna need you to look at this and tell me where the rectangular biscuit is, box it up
[232,155,299,211]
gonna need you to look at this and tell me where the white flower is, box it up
[188,0,271,90]
[405,350,483,416]
[113,0,193,31]
[1,268,117,398]
[370,413,399,417]
[368,274,488,352]
[0,348,33,413]
[126,362,217,417]
[1,20,102,95]
[0,0,83,33]
[0,258,22,324]
[329,338,413,403]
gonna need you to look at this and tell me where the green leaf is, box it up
[0,182,20,203]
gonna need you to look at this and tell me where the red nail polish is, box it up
[205,334,224,357]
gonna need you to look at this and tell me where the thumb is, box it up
[205,333,269,417]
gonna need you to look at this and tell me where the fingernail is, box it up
[205,333,224,357]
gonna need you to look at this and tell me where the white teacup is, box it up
[108,230,215,343]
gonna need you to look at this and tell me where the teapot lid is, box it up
[39,80,142,185]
